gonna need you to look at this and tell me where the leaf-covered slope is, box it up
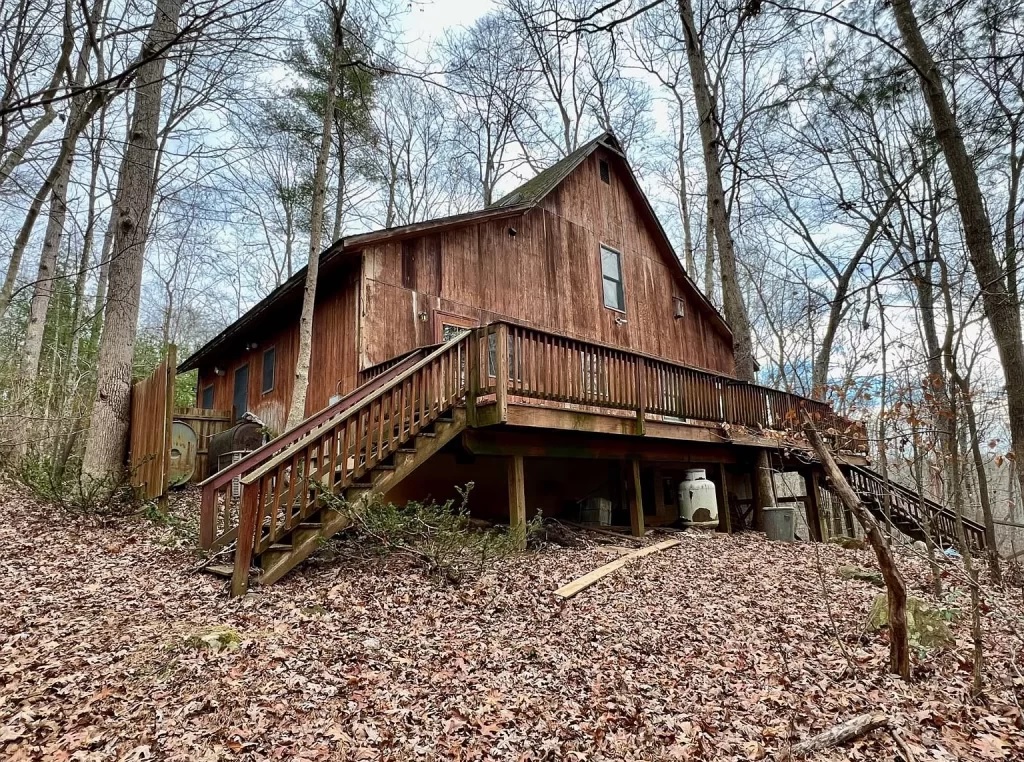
[1,481,1021,761]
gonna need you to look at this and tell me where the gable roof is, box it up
[490,133,625,208]
[179,132,730,373]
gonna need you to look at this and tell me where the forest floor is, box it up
[1,480,1023,761]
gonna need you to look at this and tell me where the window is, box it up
[599,159,610,184]
[441,323,464,343]
[601,245,625,312]
[673,296,686,319]
[262,346,276,394]
[201,384,214,410]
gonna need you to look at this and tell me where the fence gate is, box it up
[128,345,176,507]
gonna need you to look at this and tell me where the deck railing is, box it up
[481,322,866,450]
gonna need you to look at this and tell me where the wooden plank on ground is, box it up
[554,538,681,599]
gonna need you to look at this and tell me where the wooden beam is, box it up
[461,419,740,462]
[508,454,526,548]
[554,539,681,598]
[495,325,509,423]
[716,463,732,534]
[804,468,824,543]
[628,458,645,537]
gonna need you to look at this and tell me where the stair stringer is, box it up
[256,408,468,586]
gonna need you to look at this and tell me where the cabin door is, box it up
[232,364,249,422]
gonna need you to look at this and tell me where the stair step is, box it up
[298,522,322,530]
[267,543,292,552]
[204,564,234,578]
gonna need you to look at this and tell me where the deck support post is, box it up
[628,458,645,537]
[508,454,526,548]
[716,463,732,534]
[750,454,766,532]
[653,467,671,522]
[804,468,824,542]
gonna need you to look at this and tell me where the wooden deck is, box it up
[199,322,878,595]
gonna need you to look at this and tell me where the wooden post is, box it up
[653,467,670,522]
[635,357,646,436]
[804,468,824,543]
[716,463,732,533]
[750,458,764,532]
[466,329,479,427]
[495,324,509,423]
[158,344,177,513]
[231,485,258,597]
[508,454,526,548]
[628,458,645,537]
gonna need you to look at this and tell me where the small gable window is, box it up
[673,296,686,318]
[599,159,610,184]
[201,384,214,410]
[262,346,276,394]
[601,244,625,312]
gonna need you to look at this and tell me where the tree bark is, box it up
[678,0,754,380]
[781,712,889,760]
[804,420,911,679]
[286,0,345,429]
[81,0,183,481]
[890,0,1024,525]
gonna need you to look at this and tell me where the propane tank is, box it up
[678,468,719,528]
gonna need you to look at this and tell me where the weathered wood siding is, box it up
[359,147,734,375]
[196,262,360,433]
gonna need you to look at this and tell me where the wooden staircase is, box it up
[845,465,987,552]
[198,332,473,596]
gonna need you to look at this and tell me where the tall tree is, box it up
[285,0,346,429]
[888,0,1024,522]
[81,0,184,481]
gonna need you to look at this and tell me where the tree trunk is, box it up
[285,1,345,429]
[18,0,106,383]
[890,0,1024,522]
[678,0,755,380]
[804,420,911,680]
[81,0,183,482]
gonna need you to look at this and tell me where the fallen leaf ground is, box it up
[1,480,1022,761]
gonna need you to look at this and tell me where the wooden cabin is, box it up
[181,133,983,595]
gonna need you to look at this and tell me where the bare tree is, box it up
[81,0,184,481]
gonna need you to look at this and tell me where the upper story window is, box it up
[599,159,610,184]
[262,346,276,394]
[601,244,625,312]
[673,296,686,318]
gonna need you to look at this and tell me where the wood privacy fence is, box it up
[129,346,177,505]
[173,407,231,478]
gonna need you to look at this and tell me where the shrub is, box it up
[16,453,136,515]
[324,483,538,584]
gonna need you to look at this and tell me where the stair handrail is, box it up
[230,330,472,594]
[851,464,986,533]
[848,464,986,548]
[199,345,432,548]
[241,330,472,487]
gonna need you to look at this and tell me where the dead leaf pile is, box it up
[1,480,1022,760]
